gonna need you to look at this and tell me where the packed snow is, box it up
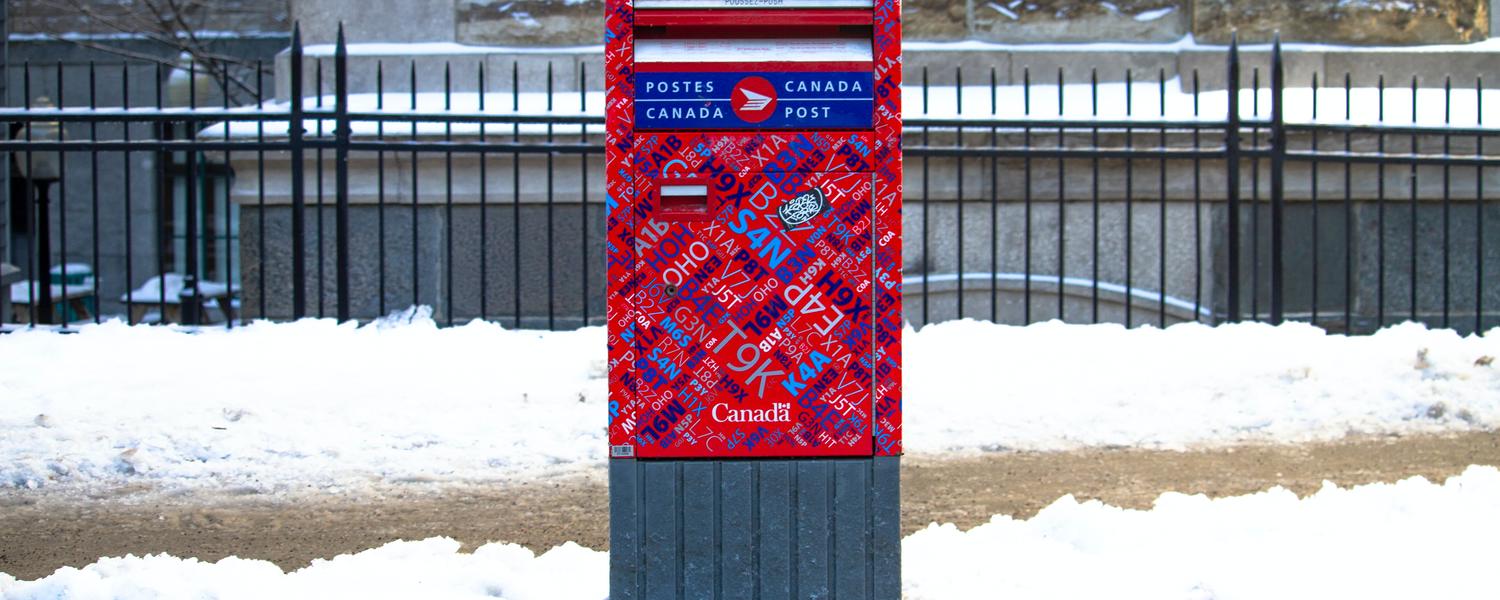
[903,465,1500,600]
[1,313,1497,493]
[3,466,1498,599]
[906,319,1500,453]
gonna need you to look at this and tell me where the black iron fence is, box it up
[2,30,1496,334]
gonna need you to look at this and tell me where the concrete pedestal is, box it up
[609,457,901,600]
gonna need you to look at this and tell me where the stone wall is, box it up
[457,0,603,46]
[970,0,1188,44]
[11,0,288,35]
[287,0,1493,46]
[1194,0,1489,45]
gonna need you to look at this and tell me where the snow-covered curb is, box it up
[2,313,1496,493]
[4,466,1498,600]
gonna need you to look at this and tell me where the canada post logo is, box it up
[732,76,777,123]
[635,71,873,130]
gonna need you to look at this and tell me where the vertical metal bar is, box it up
[1158,68,1167,328]
[1442,76,1452,329]
[289,25,307,319]
[580,61,590,327]
[1344,73,1353,331]
[1378,75,1387,328]
[315,57,325,319]
[1193,69,1203,321]
[479,62,488,320]
[1410,76,1419,324]
[156,62,166,323]
[411,61,420,311]
[222,55,234,327]
[956,66,964,320]
[90,61,101,324]
[1269,37,1285,325]
[989,65,998,323]
[22,65,37,325]
[1056,67,1066,321]
[1024,68,1033,324]
[53,62,66,326]
[0,3,7,325]
[1090,69,1099,323]
[124,63,135,324]
[42,63,60,325]
[376,61,386,315]
[513,61,522,329]
[547,61,556,330]
[183,60,201,326]
[1311,73,1320,327]
[1125,68,1134,328]
[445,61,454,326]
[1225,36,1242,323]
[920,66,929,326]
[335,25,351,322]
[1251,66,1261,321]
[257,62,266,320]
[1476,78,1485,335]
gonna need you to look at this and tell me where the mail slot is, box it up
[606,0,903,461]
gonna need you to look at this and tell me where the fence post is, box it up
[335,24,351,322]
[1225,34,1242,323]
[0,1,8,325]
[183,61,202,326]
[289,23,308,319]
[1270,34,1286,325]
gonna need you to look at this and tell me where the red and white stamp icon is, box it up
[732,76,777,123]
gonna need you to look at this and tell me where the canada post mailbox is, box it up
[605,3,902,460]
[606,0,902,596]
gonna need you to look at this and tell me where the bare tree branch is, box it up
[30,0,279,106]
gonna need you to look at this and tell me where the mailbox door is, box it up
[631,169,875,458]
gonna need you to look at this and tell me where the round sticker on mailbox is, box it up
[779,187,828,228]
[732,76,778,124]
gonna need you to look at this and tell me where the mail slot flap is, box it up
[634,9,872,27]
[635,38,872,69]
[635,0,872,9]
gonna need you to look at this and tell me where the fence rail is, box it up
[2,30,1496,334]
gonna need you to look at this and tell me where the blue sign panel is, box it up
[635,71,874,130]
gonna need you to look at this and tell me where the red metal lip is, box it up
[634,61,874,72]
[634,8,873,26]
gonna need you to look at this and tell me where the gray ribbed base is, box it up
[609,457,901,600]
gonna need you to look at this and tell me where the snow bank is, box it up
[0,308,609,493]
[1,314,1496,492]
[0,538,606,600]
[906,319,1500,453]
[4,467,1498,599]
[905,465,1500,600]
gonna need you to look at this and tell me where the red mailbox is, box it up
[605,0,902,459]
